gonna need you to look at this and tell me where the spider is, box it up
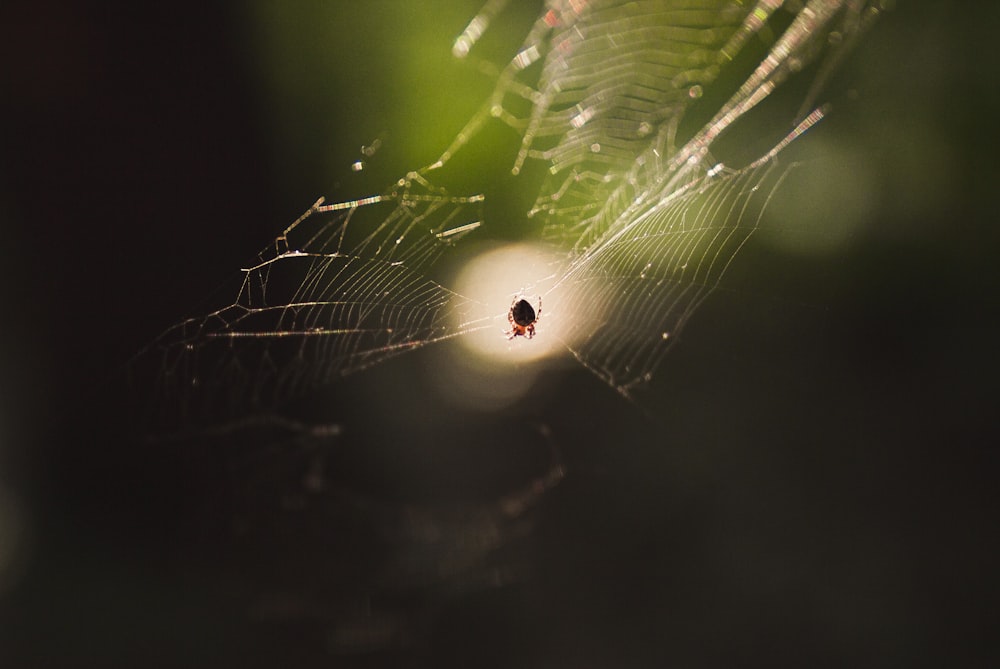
[506,296,542,340]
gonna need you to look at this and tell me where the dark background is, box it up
[1,1,997,667]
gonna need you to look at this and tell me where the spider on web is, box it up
[505,295,542,340]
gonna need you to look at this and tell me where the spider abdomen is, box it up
[511,299,536,327]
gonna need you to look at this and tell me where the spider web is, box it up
[140,175,490,426]
[136,0,886,427]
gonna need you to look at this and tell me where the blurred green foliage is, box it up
[236,1,531,202]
